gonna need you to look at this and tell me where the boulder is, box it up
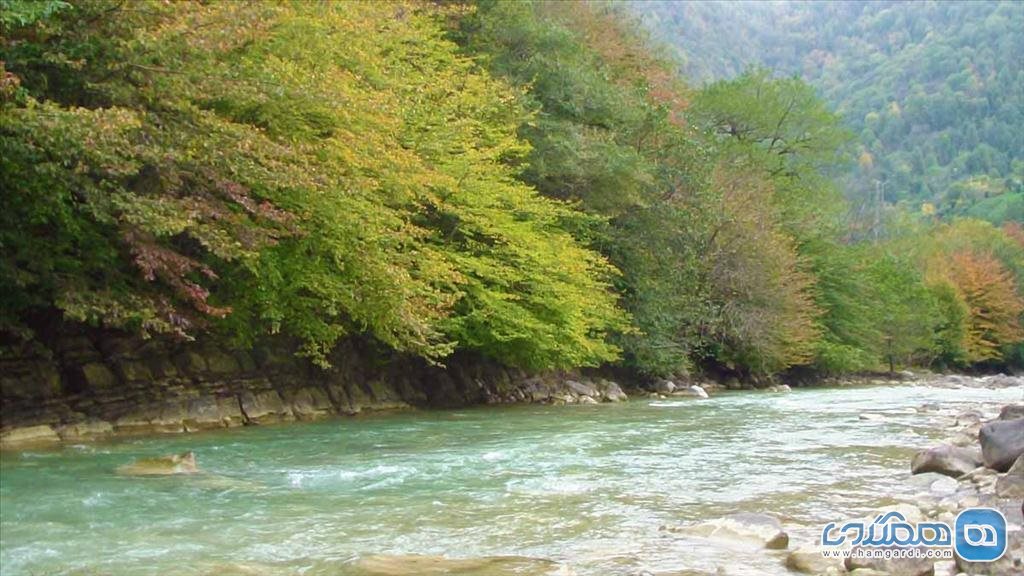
[981,374,1023,389]
[980,418,1024,471]
[910,444,983,477]
[844,504,933,576]
[786,545,845,575]
[116,451,198,476]
[955,409,985,426]
[0,424,61,450]
[950,422,982,447]
[995,454,1024,499]
[564,379,598,398]
[597,380,627,402]
[654,379,677,394]
[666,512,789,550]
[999,404,1024,421]
[672,384,709,399]
[956,524,1024,576]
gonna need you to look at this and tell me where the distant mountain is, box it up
[632,0,1023,224]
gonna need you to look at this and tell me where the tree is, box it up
[939,251,1023,363]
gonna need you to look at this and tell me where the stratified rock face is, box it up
[116,451,198,476]
[239,390,293,425]
[0,329,635,449]
[0,424,60,449]
[57,420,114,442]
[911,444,983,477]
[980,418,1024,471]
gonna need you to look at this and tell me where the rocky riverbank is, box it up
[0,330,630,451]
[645,373,1023,576]
[785,373,1024,576]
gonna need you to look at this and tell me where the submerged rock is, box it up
[910,444,982,477]
[57,419,114,442]
[980,418,1024,471]
[980,374,1024,389]
[999,404,1024,421]
[666,512,789,550]
[116,451,199,476]
[351,554,566,575]
[0,424,61,450]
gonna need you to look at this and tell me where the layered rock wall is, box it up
[0,329,628,449]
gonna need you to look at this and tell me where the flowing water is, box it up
[2,383,1021,575]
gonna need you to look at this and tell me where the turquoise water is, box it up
[1,383,1021,575]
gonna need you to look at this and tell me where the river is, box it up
[1,382,1021,575]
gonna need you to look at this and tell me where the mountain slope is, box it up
[633,0,1024,224]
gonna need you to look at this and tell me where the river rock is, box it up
[352,554,564,575]
[955,409,985,425]
[0,424,61,449]
[845,546,934,575]
[999,404,1024,421]
[667,512,789,550]
[564,379,598,398]
[57,419,114,442]
[980,418,1024,471]
[950,422,982,447]
[981,374,1023,389]
[597,379,627,402]
[910,444,983,477]
[843,504,933,576]
[995,454,1024,498]
[654,379,677,394]
[955,523,1024,576]
[672,384,709,399]
[786,545,845,575]
[116,451,198,476]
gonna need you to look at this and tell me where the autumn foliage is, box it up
[938,252,1024,363]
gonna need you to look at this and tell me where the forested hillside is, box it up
[1,0,1022,383]
[634,0,1024,227]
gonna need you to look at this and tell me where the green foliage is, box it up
[636,1,1024,225]
[0,0,627,369]
[2,0,1019,381]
